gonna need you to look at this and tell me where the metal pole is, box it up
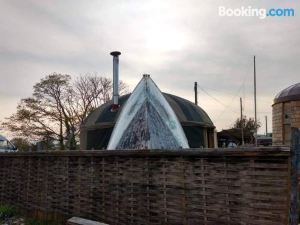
[254,56,257,146]
[240,97,244,146]
[265,115,268,135]
[110,51,121,109]
[289,128,300,225]
[194,82,198,105]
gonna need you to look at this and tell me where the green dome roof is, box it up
[82,93,214,129]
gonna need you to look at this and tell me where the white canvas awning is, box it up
[107,75,189,150]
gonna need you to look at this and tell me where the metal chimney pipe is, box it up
[194,82,198,105]
[110,51,121,110]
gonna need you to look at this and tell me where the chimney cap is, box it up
[110,51,121,56]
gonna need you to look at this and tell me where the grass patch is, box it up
[0,204,16,221]
[0,204,61,225]
[25,218,61,225]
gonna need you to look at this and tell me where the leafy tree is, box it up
[1,73,128,150]
[232,116,261,133]
[217,116,262,146]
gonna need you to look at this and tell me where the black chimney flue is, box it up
[194,82,198,105]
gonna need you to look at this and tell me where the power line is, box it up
[198,86,227,107]
[197,86,240,115]
[214,82,245,119]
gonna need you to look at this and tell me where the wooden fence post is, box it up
[289,128,300,225]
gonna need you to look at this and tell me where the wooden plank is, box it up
[67,217,109,225]
[0,147,290,158]
[289,128,300,225]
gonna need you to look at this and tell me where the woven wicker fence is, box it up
[0,146,297,225]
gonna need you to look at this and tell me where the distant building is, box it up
[217,128,254,148]
[273,83,300,146]
[256,134,272,146]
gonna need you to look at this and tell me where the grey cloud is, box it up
[0,0,299,134]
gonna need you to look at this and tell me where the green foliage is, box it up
[232,116,261,132]
[25,218,60,225]
[0,204,60,225]
[0,204,16,220]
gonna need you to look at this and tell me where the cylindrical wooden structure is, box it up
[273,83,300,146]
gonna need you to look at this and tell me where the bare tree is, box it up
[1,73,129,150]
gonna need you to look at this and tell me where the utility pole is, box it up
[194,82,198,105]
[254,56,257,146]
[265,115,268,135]
[240,97,244,146]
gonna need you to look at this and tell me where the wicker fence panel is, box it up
[0,148,293,225]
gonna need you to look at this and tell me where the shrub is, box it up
[25,218,61,225]
[0,204,16,220]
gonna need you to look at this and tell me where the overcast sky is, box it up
[0,0,299,137]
